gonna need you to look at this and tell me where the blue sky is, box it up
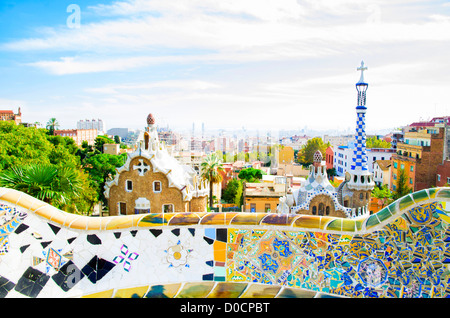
[1,0,450,134]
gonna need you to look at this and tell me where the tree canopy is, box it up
[238,167,264,183]
[366,136,391,149]
[297,137,330,166]
[0,120,125,214]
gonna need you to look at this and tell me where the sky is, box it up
[1,0,450,135]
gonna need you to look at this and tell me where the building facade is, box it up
[334,144,395,177]
[391,126,445,192]
[0,108,21,125]
[54,129,98,146]
[104,114,209,215]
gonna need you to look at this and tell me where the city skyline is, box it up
[1,0,450,133]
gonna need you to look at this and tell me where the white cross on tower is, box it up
[357,60,368,83]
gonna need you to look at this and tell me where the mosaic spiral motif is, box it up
[1,187,450,298]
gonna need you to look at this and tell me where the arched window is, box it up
[326,206,330,215]
[318,203,324,216]
[360,193,364,200]
[312,206,317,215]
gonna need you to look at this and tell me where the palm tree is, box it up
[200,153,224,209]
[46,118,60,135]
[0,164,83,208]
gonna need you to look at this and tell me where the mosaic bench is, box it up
[0,186,450,298]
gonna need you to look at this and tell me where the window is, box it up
[409,178,413,184]
[163,204,174,213]
[394,162,398,169]
[312,206,317,215]
[318,203,324,216]
[437,174,441,182]
[250,203,256,212]
[126,180,133,192]
[326,206,330,215]
[401,164,405,170]
[393,173,397,180]
[359,193,364,200]
[118,202,127,215]
[153,181,162,193]
[265,204,271,212]
[447,177,450,184]
[410,166,414,172]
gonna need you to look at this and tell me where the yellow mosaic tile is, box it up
[105,215,135,230]
[168,213,200,226]
[0,189,21,204]
[200,212,225,225]
[239,284,281,298]
[145,283,182,298]
[86,216,106,230]
[293,215,322,230]
[15,193,41,211]
[114,285,149,298]
[276,287,318,298]
[230,213,265,225]
[82,289,114,298]
[33,205,58,221]
[67,216,88,230]
[207,282,247,298]
[176,282,215,298]
[224,213,239,225]
[138,213,172,227]
[49,210,72,227]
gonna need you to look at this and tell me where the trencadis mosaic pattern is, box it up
[1,187,450,298]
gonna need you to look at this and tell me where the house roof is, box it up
[375,159,392,171]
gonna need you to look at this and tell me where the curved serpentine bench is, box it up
[0,186,449,298]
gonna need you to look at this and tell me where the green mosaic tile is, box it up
[365,214,380,230]
[341,219,356,232]
[412,189,430,203]
[376,206,393,223]
[326,219,342,232]
[399,194,414,211]
[427,188,437,199]
[437,188,450,199]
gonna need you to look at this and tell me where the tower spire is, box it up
[346,61,374,192]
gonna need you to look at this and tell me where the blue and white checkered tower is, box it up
[347,61,375,192]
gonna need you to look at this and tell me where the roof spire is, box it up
[357,60,368,84]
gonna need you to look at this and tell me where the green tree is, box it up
[367,136,391,149]
[297,137,330,166]
[0,164,86,209]
[82,153,127,205]
[222,179,243,204]
[238,167,264,183]
[94,135,115,153]
[0,121,98,213]
[372,184,394,206]
[0,121,79,171]
[394,168,410,200]
[200,153,224,209]
[46,118,60,135]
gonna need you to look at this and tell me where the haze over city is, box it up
[1,0,450,134]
